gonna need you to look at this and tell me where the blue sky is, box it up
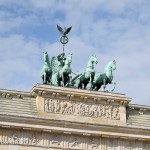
[0,0,150,105]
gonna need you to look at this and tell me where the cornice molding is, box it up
[0,113,149,141]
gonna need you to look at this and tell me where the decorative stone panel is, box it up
[0,128,149,150]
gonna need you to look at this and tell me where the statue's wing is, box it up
[51,56,58,74]
[57,25,63,34]
[65,26,72,34]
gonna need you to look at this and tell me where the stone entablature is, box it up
[128,104,150,114]
[0,84,149,149]
[0,127,149,150]
[31,84,131,126]
[31,84,131,105]
[127,104,150,129]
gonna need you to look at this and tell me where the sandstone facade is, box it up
[0,84,149,150]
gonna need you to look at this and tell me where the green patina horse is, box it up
[41,52,52,84]
[57,53,72,86]
[91,60,116,91]
[71,55,98,89]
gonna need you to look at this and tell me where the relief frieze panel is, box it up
[87,137,99,150]
[69,135,82,149]
[44,98,120,120]
[0,128,149,150]
[50,134,63,148]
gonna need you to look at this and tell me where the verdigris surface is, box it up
[57,24,72,45]
[41,52,52,84]
[41,25,117,92]
[91,60,116,91]
[71,55,98,89]
[41,52,116,92]
[51,53,72,86]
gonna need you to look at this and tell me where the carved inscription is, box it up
[44,99,120,120]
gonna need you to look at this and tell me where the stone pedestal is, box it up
[34,84,129,126]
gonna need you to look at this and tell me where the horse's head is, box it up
[66,53,72,64]
[105,60,116,72]
[43,51,48,60]
[90,55,98,64]
[111,60,116,70]
[43,51,50,65]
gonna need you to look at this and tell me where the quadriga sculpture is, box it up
[71,55,98,89]
[91,60,116,91]
[41,52,52,84]
[40,51,117,92]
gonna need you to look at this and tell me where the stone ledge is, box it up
[0,113,149,141]
[0,121,149,142]
[0,128,149,150]
[30,84,131,106]
[128,104,150,111]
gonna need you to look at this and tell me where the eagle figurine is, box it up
[57,25,72,36]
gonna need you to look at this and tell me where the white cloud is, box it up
[0,35,42,90]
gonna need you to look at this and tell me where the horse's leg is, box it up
[90,72,95,88]
[83,83,86,89]
[42,75,44,84]
[43,72,46,84]
[83,82,88,89]
[79,83,82,89]
[77,80,82,89]
[97,84,101,91]
[65,75,70,87]
[67,75,72,87]
[64,75,68,87]
[46,72,49,84]
[62,73,65,87]
[90,80,95,90]
[103,79,106,91]
[90,80,96,90]
[48,71,52,85]
[111,80,116,92]
[75,79,80,88]
[46,73,49,84]
[57,73,61,86]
